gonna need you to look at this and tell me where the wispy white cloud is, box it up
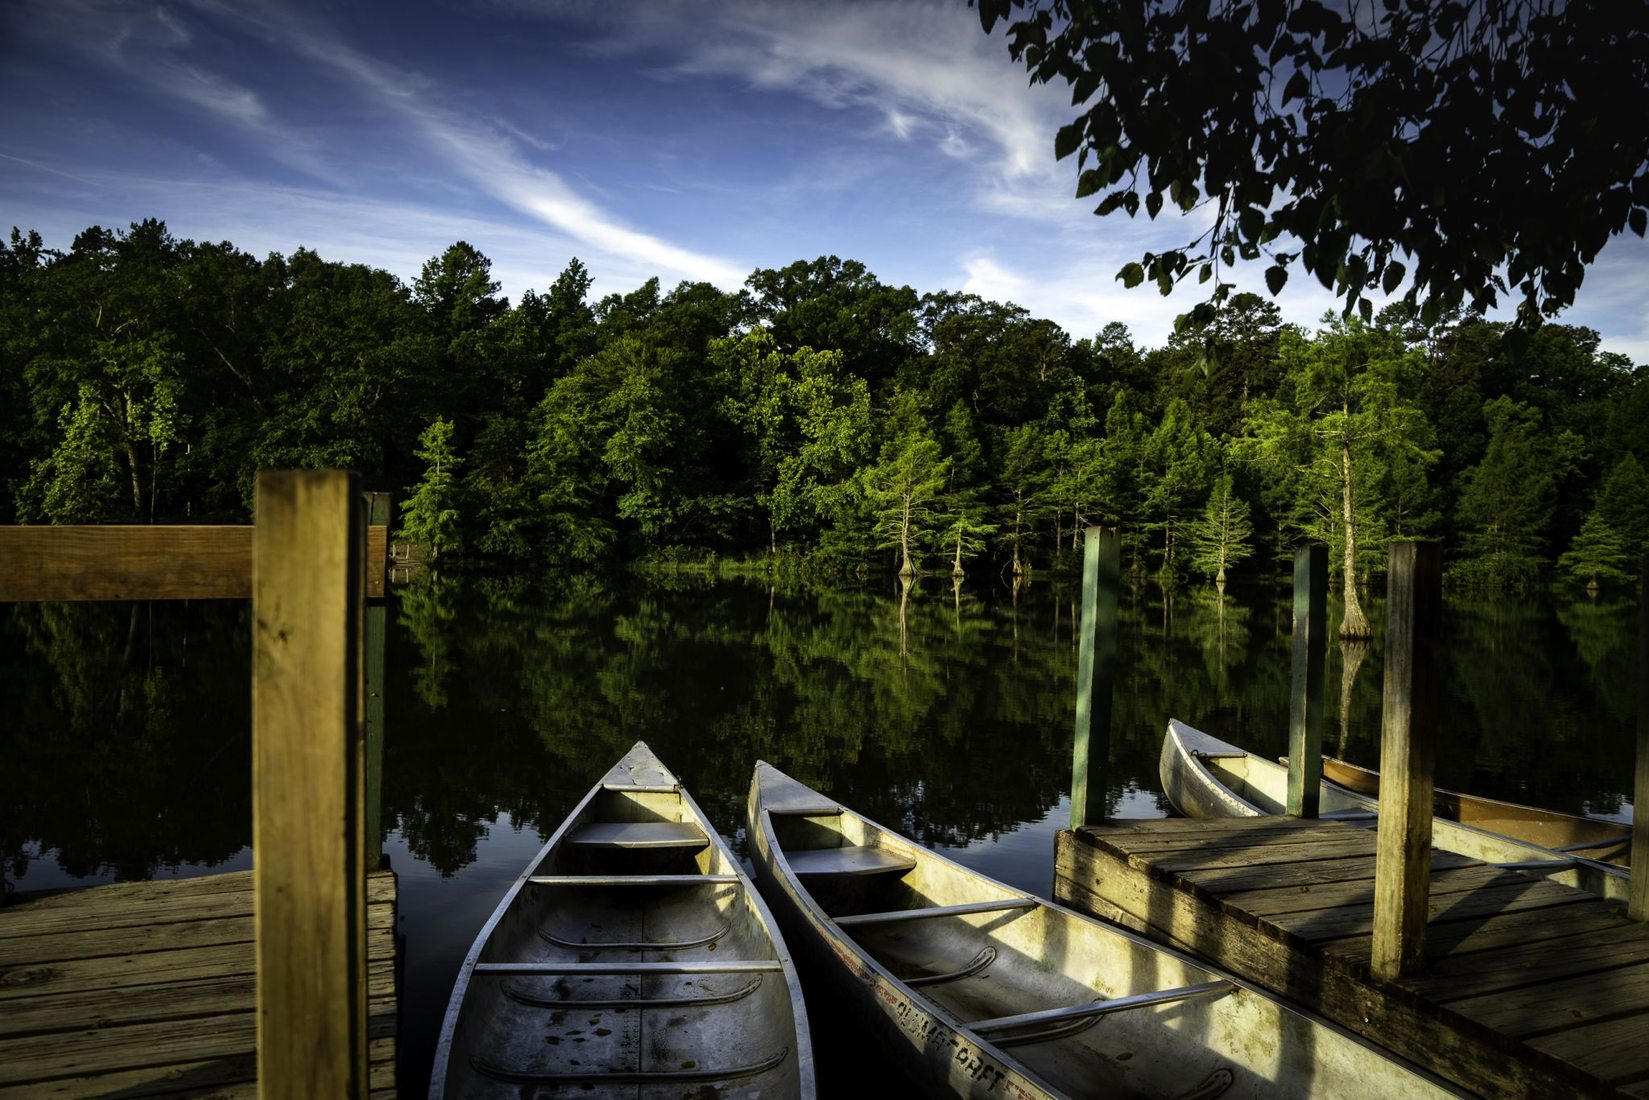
[168,64,271,127]
[15,0,341,182]
[0,150,100,185]
[503,1,1072,199]
[0,167,632,299]
[1563,233,1649,365]
[186,0,748,287]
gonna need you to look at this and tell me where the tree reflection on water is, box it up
[4,572,1637,886]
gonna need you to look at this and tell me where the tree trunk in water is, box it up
[1336,638,1371,755]
[952,528,964,578]
[1339,434,1372,638]
[899,494,915,577]
[1009,501,1022,580]
[897,573,913,658]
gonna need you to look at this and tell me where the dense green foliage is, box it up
[4,220,1644,587]
[978,0,1649,326]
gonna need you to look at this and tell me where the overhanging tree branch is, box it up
[977,0,1649,329]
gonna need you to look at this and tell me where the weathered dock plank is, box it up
[1057,817,1649,1098]
[0,868,397,1097]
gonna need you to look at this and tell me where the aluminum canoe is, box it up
[430,741,815,1099]
[747,759,1460,1099]
[1318,755,1630,866]
[1158,718,1628,901]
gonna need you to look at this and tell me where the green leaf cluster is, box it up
[978,0,1649,324]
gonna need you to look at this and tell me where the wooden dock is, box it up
[0,869,399,1098]
[1055,816,1649,1097]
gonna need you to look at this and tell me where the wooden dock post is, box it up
[1286,545,1327,818]
[1371,541,1443,980]
[363,491,391,869]
[1633,557,1649,921]
[1071,526,1120,828]
[253,470,369,1099]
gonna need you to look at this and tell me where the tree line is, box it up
[4,219,1647,600]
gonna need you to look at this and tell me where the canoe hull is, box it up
[1320,756,1631,865]
[745,794,1025,1099]
[748,762,1459,1099]
[432,742,814,1099]
[1159,719,1629,901]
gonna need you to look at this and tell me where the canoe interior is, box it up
[1320,757,1632,867]
[442,782,807,1099]
[764,806,1450,1099]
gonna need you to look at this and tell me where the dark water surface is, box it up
[3,573,1639,1094]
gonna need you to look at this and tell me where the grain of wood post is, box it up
[1632,558,1649,921]
[1371,541,1442,980]
[1286,545,1327,818]
[363,491,391,869]
[253,469,368,1098]
[1070,526,1119,829]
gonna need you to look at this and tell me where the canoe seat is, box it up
[566,822,709,850]
[529,874,740,886]
[475,961,782,976]
[786,846,916,878]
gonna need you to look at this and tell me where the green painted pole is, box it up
[1287,545,1328,818]
[363,491,391,868]
[1071,526,1120,829]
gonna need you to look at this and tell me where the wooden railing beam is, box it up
[0,523,387,602]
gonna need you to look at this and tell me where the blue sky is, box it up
[5,0,1647,361]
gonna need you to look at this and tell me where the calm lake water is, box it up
[3,571,1639,1094]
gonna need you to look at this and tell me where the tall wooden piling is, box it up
[363,491,391,868]
[1071,526,1120,828]
[1286,545,1327,818]
[252,470,369,1098]
[1371,541,1443,980]
[1633,558,1649,921]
